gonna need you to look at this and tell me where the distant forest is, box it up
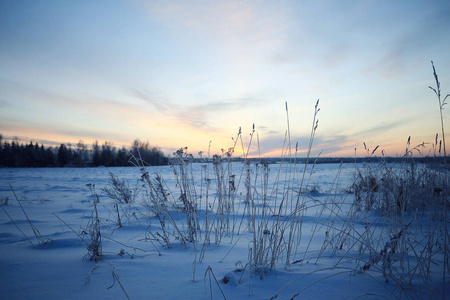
[0,135,168,168]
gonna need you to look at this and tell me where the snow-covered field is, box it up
[0,162,448,299]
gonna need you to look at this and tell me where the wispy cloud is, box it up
[139,0,291,81]
[130,88,269,132]
[131,89,172,113]
[366,6,450,80]
[1,76,270,152]
[353,120,405,139]
[142,1,288,43]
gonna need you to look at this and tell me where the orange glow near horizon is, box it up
[2,125,441,159]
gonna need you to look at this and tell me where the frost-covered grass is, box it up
[0,154,448,299]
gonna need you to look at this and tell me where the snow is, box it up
[0,163,448,299]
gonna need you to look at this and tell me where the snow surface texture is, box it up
[0,163,448,299]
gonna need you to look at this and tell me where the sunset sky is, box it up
[1,0,450,158]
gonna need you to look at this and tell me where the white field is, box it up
[0,162,448,299]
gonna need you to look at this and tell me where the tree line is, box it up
[0,135,168,168]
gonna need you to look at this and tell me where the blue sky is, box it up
[1,0,450,157]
